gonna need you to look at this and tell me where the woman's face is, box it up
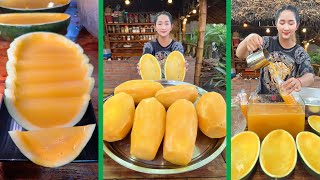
[276,10,298,41]
[155,14,173,38]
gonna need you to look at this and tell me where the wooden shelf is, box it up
[106,23,154,26]
[108,32,156,35]
[110,47,143,50]
[234,61,246,63]
[109,40,149,43]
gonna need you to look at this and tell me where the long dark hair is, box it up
[275,5,300,42]
[154,11,173,24]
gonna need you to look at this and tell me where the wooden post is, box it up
[194,0,207,86]
[182,21,186,42]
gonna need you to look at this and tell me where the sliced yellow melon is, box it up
[103,92,135,142]
[0,0,70,10]
[155,84,198,108]
[231,131,260,180]
[5,32,93,130]
[164,51,186,81]
[139,54,161,80]
[308,115,320,136]
[260,129,297,179]
[296,131,320,177]
[9,124,95,168]
[114,80,164,104]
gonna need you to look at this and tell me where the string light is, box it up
[302,28,307,33]
[192,9,197,14]
[186,15,190,18]
[266,28,270,33]
[243,22,248,28]
[125,0,130,5]
[168,0,172,3]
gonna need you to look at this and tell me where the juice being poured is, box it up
[268,62,297,105]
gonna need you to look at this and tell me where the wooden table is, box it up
[0,29,98,179]
[104,154,226,179]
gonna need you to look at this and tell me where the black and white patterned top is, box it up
[256,36,314,94]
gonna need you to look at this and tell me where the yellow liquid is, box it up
[268,62,297,105]
[240,104,248,122]
[247,103,305,139]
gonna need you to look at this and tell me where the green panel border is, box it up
[98,0,104,179]
[226,0,231,179]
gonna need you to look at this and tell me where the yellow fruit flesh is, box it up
[196,92,226,138]
[14,96,88,128]
[0,13,69,25]
[139,54,161,80]
[155,84,198,108]
[103,92,135,142]
[9,124,95,168]
[131,98,166,160]
[260,130,296,177]
[0,0,69,9]
[231,131,260,179]
[297,132,320,174]
[163,99,198,165]
[308,115,320,133]
[164,51,186,81]
[114,80,164,104]
[6,32,92,130]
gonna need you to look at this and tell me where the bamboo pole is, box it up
[194,0,207,86]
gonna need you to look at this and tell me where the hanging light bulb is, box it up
[125,0,130,5]
[266,28,270,33]
[168,0,172,3]
[184,18,187,22]
[192,9,197,14]
[302,28,307,33]
[243,22,248,28]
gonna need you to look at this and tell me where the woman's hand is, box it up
[136,63,141,75]
[245,33,263,52]
[281,77,302,94]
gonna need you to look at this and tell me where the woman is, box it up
[236,5,314,94]
[138,11,186,76]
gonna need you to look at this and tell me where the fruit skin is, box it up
[139,54,161,80]
[296,131,320,178]
[0,1,70,13]
[196,92,226,138]
[130,97,166,160]
[163,99,198,166]
[155,84,198,108]
[308,115,320,136]
[259,129,297,179]
[8,124,96,168]
[164,51,186,81]
[103,92,135,142]
[0,13,70,41]
[114,80,164,104]
[231,131,260,180]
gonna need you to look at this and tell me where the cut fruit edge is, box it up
[0,13,70,26]
[139,54,161,80]
[308,116,320,134]
[232,131,260,179]
[8,124,96,168]
[296,131,320,175]
[4,94,91,130]
[0,0,71,11]
[259,130,297,178]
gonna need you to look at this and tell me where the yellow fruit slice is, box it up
[231,131,260,180]
[260,129,297,179]
[163,99,198,165]
[139,54,161,80]
[130,97,166,160]
[114,80,164,104]
[155,84,198,108]
[164,51,186,81]
[4,32,93,130]
[196,92,226,138]
[103,92,135,142]
[308,115,320,135]
[0,13,69,25]
[296,131,320,176]
[9,124,95,168]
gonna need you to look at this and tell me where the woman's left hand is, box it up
[281,77,302,94]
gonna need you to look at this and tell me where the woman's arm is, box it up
[282,73,314,93]
[236,33,263,58]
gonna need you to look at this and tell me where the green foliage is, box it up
[309,49,320,64]
[202,58,226,91]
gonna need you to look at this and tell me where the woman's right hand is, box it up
[245,33,263,52]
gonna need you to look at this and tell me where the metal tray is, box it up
[103,80,226,174]
[294,87,320,117]
[0,100,98,163]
